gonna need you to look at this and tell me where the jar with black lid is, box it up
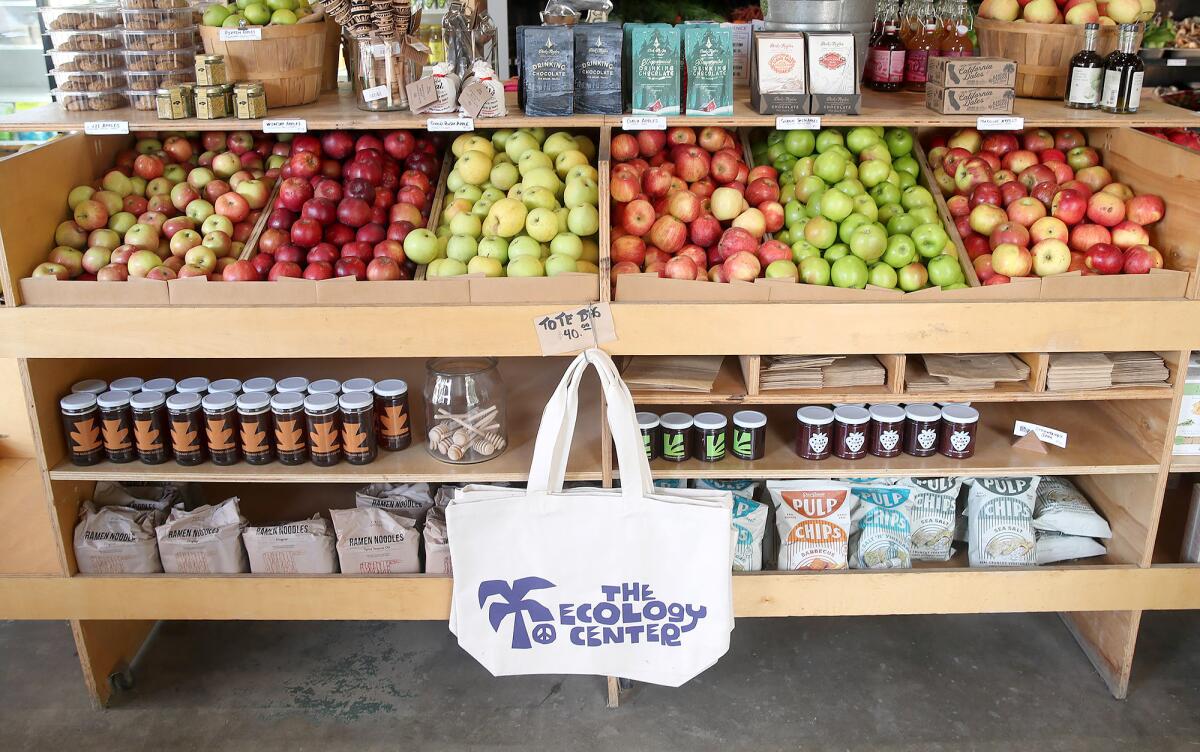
[97,389,135,464]
[694,412,728,463]
[177,377,211,397]
[340,390,377,465]
[374,379,411,451]
[904,403,941,457]
[202,391,240,466]
[341,377,375,394]
[271,392,307,465]
[732,410,767,461]
[796,406,834,460]
[210,378,242,395]
[242,377,276,395]
[166,392,205,466]
[833,405,870,460]
[130,390,170,465]
[110,377,144,394]
[868,404,906,458]
[60,392,103,466]
[659,412,693,462]
[305,393,341,467]
[308,378,341,396]
[276,377,309,394]
[636,412,660,460]
[237,392,274,465]
[71,379,107,396]
[143,377,176,397]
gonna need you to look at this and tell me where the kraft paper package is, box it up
[156,497,249,574]
[243,516,338,574]
[93,480,187,525]
[424,505,452,575]
[355,482,435,523]
[74,502,162,574]
[331,506,420,575]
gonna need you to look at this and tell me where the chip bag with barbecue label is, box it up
[768,480,853,570]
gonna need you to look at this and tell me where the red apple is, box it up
[610,173,640,203]
[954,158,994,195]
[257,227,288,255]
[942,147,973,179]
[622,199,656,237]
[307,243,338,264]
[1076,165,1113,193]
[758,201,785,233]
[303,260,334,280]
[1050,188,1088,225]
[1043,160,1075,185]
[1086,192,1125,227]
[716,227,758,262]
[642,167,673,198]
[268,261,303,280]
[1125,194,1165,225]
[1110,220,1150,250]
[973,253,996,281]
[214,192,250,222]
[648,215,687,253]
[698,127,729,153]
[970,183,1004,208]
[1017,164,1055,191]
[324,223,355,246]
[278,177,314,212]
[1084,242,1123,274]
[666,190,703,223]
[992,242,1033,277]
[334,257,367,280]
[689,214,722,248]
[992,169,1017,186]
[222,259,259,281]
[611,133,639,161]
[976,151,1001,172]
[1007,197,1048,228]
[745,177,780,206]
[663,255,698,280]
[355,222,386,244]
[1054,128,1087,152]
[611,235,647,266]
[1060,179,1093,201]
[981,133,1020,156]
[275,243,304,264]
[1030,181,1060,208]
[1022,129,1055,153]
[722,250,761,282]
[366,256,402,281]
[1068,223,1112,253]
[1030,216,1071,244]
[989,221,1031,250]
[636,130,667,158]
[674,146,712,183]
[710,150,740,184]
[964,233,991,260]
[1123,244,1164,274]
[947,194,970,217]
[1000,180,1029,207]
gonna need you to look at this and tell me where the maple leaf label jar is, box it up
[424,358,507,464]
[305,393,341,468]
[272,392,308,466]
[795,406,834,461]
[694,412,728,463]
[166,392,205,467]
[939,404,979,459]
[833,405,870,460]
[339,391,378,466]
[60,392,104,467]
[869,404,906,459]
[97,389,135,464]
[904,403,941,457]
[202,391,240,466]
[237,392,274,466]
[130,390,170,465]
[374,379,411,451]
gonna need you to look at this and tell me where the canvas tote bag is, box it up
[447,348,734,687]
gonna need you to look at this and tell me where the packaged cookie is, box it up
[54,87,128,111]
[46,28,123,52]
[120,7,197,30]
[126,67,193,91]
[39,5,121,32]
[123,48,197,72]
[966,476,1038,567]
[52,69,126,92]
[767,480,854,571]
[121,25,197,52]
[119,0,191,8]
[49,49,124,72]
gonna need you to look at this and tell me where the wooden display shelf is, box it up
[1,88,1195,131]
[1170,455,1200,473]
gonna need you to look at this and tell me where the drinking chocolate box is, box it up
[521,24,574,116]
[683,23,733,116]
[573,22,623,114]
[627,23,681,116]
[806,33,860,115]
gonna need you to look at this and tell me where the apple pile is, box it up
[257,129,442,282]
[420,129,601,278]
[1141,127,1200,152]
[35,131,280,282]
[978,0,1153,26]
[926,127,1167,282]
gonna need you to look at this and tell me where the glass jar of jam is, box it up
[110,377,145,394]
[166,392,205,466]
[242,377,276,396]
[374,378,411,451]
[143,377,176,397]
[869,404,906,458]
[636,412,660,461]
[694,412,728,463]
[939,404,980,459]
[71,379,108,396]
[305,393,341,467]
[795,406,834,461]
[130,390,170,465]
[202,391,240,466]
[659,412,693,462]
[276,376,309,394]
[308,379,341,396]
[340,391,377,465]
[97,389,135,464]
[833,405,870,460]
[60,392,103,466]
[237,392,274,465]
[341,377,375,394]
[177,377,211,397]
[904,403,941,457]
[210,378,242,395]
[271,392,307,465]
[732,410,766,461]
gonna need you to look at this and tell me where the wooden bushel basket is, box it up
[975,18,1136,99]
[199,20,330,108]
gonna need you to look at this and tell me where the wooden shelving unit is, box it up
[1,89,1199,707]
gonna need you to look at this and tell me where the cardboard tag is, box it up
[977,115,1024,131]
[1167,58,1187,67]
[534,303,617,355]
[263,118,307,133]
[405,77,439,112]
[219,27,262,41]
[369,42,389,56]
[84,120,129,135]
[1013,420,1067,448]
[776,115,821,130]
[361,85,390,103]
[427,117,474,132]
[621,115,667,131]
[458,81,491,118]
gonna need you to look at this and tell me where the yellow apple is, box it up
[525,207,560,242]
[541,131,578,160]
[517,149,553,176]
[456,150,492,186]
[482,198,527,238]
[554,150,589,178]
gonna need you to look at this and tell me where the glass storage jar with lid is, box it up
[424,357,507,464]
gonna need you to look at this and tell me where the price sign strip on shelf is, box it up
[263,119,307,134]
[621,116,667,131]
[776,116,821,130]
[83,120,128,135]
[977,116,1024,131]
[427,117,474,132]
[1013,420,1068,449]
[534,303,617,356]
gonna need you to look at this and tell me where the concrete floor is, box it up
[2,612,1198,751]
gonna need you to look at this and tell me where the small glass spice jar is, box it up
[210,378,242,395]
[195,84,228,119]
[234,82,267,119]
[166,392,205,467]
[636,412,660,461]
[305,393,341,467]
[308,378,341,396]
[795,406,834,461]
[71,379,108,396]
[142,377,176,397]
[659,412,694,462]
[237,392,274,465]
[732,410,767,461]
[130,390,170,465]
[242,377,276,396]
[60,392,103,466]
[156,85,193,119]
[177,377,210,397]
[340,390,377,465]
[939,404,980,459]
[833,405,870,461]
[694,412,728,463]
[904,403,941,457]
[374,378,411,451]
[97,389,135,464]
[110,376,145,394]
[341,377,375,394]
[202,391,240,466]
[271,392,307,466]
[276,377,309,395]
[195,53,227,86]
[868,404,906,458]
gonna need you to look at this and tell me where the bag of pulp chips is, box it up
[967,477,1038,567]
[74,502,162,574]
[897,477,963,562]
[847,481,913,569]
[1033,476,1112,539]
[243,516,337,574]
[768,480,853,570]
[156,497,249,574]
[1035,530,1107,565]
[692,479,766,571]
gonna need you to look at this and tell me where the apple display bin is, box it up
[974,18,1138,100]
[199,21,328,108]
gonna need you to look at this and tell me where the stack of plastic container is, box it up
[41,2,127,111]
[118,0,200,110]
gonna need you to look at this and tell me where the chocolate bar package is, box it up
[573,23,623,114]
[684,23,733,116]
[749,30,808,114]
[628,23,681,116]
[521,25,574,117]
[806,33,860,115]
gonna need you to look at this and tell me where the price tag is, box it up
[427,117,474,132]
[458,81,492,118]
[361,85,390,103]
[1013,420,1068,448]
[533,303,618,356]
[83,120,129,135]
[219,27,262,41]
[406,77,438,113]
[977,115,1024,131]
[369,42,390,56]
[1167,58,1187,67]
[621,115,667,131]
[262,118,307,134]
[776,115,822,130]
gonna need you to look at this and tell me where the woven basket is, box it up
[975,18,1136,99]
[200,21,328,108]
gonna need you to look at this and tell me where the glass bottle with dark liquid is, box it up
[1100,23,1144,115]
[1065,22,1103,110]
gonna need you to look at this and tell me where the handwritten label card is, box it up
[534,303,617,355]
[1013,420,1068,448]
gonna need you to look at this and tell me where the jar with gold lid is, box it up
[155,84,193,119]
[234,82,266,119]
[194,84,227,119]
[195,53,227,86]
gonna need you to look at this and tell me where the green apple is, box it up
[898,172,917,190]
[517,150,553,176]
[525,207,559,242]
[446,235,478,263]
[818,189,853,223]
[784,200,806,227]
[849,224,888,263]
[549,232,583,259]
[565,164,599,184]
[481,187,505,203]
[791,239,821,264]
[449,212,482,239]
[887,213,919,237]
[432,258,468,277]
[567,204,599,236]
[927,254,964,286]
[454,185,483,203]
[403,228,440,265]
[877,203,904,225]
[868,262,898,289]
[897,262,929,292]
[202,3,231,25]
[805,190,825,219]
[437,233,451,254]
[837,213,871,244]
[911,223,950,260]
[767,142,786,164]
[833,178,864,197]
[773,154,797,175]
[815,129,845,154]
[482,198,527,237]
[522,167,562,197]
[243,2,270,24]
[858,159,891,188]
[507,256,545,277]
[491,129,514,152]
[270,8,297,23]
[908,206,940,227]
[800,256,831,285]
[108,211,136,235]
[504,131,541,162]
[576,260,599,274]
[221,13,246,27]
[765,259,799,280]
[563,176,598,209]
[542,131,578,160]
[884,128,915,158]
[813,151,847,184]
[882,234,918,268]
[851,194,879,222]
[767,130,786,146]
[845,126,880,155]
[267,0,296,10]
[783,130,815,157]
[804,216,838,250]
[521,185,557,211]
[792,156,815,179]
[779,183,796,204]
[942,282,968,290]
[554,150,589,178]
[467,255,503,277]
[859,142,893,165]
[446,170,466,193]
[776,229,792,246]
[508,236,541,260]
[521,127,546,144]
[830,255,869,289]
[478,236,509,263]
[794,175,825,203]
[470,200,493,218]
[893,155,920,178]
[555,207,570,234]
[545,253,579,276]
[457,150,493,185]
[824,243,850,262]
[788,217,808,238]
[869,182,902,207]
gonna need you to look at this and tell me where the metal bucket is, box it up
[766,0,876,26]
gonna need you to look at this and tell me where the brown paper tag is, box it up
[458,81,491,118]
[405,77,439,112]
[534,303,617,356]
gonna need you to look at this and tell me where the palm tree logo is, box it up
[478,577,556,649]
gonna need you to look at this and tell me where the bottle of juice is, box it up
[867,0,907,93]
[940,0,973,57]
[904,0,939,92]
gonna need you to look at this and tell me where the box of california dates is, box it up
[926,83,1015,114]
[749,31,808,114]
[805,33,859,115]
[927,56,1017,89]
